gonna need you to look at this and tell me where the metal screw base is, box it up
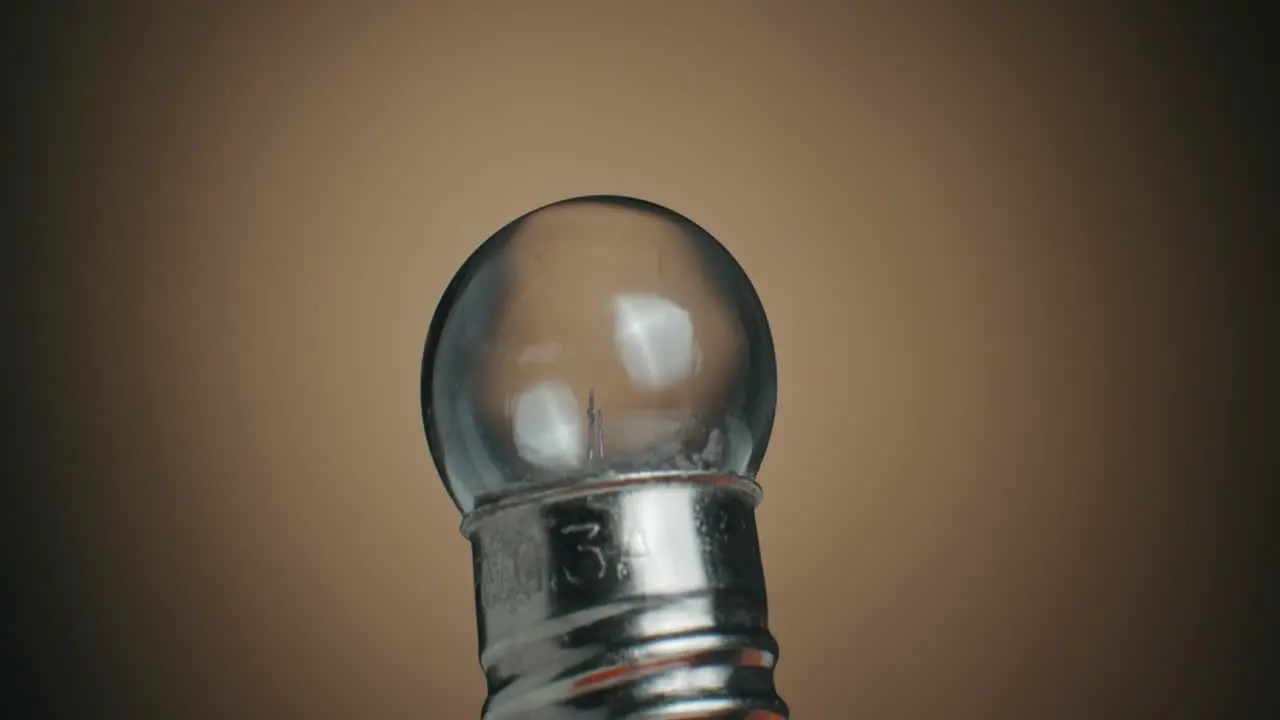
[464,475,788,719]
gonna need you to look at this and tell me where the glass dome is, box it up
[421,196,777,514]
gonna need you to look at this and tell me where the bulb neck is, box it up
[463,474,788,719]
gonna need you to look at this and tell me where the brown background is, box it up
[9,2,1267,718]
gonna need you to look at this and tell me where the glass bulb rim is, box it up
[457,470,765,537]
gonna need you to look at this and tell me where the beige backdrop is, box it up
[30,2,1254,717]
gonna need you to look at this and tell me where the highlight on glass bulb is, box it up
[422,195,777,514]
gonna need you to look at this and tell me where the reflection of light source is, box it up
[422,196,786,718]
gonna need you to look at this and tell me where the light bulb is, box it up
[422,196,786,719]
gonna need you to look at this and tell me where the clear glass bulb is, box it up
[422,195,777,514]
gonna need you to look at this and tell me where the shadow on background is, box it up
[6,2,1270,717]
